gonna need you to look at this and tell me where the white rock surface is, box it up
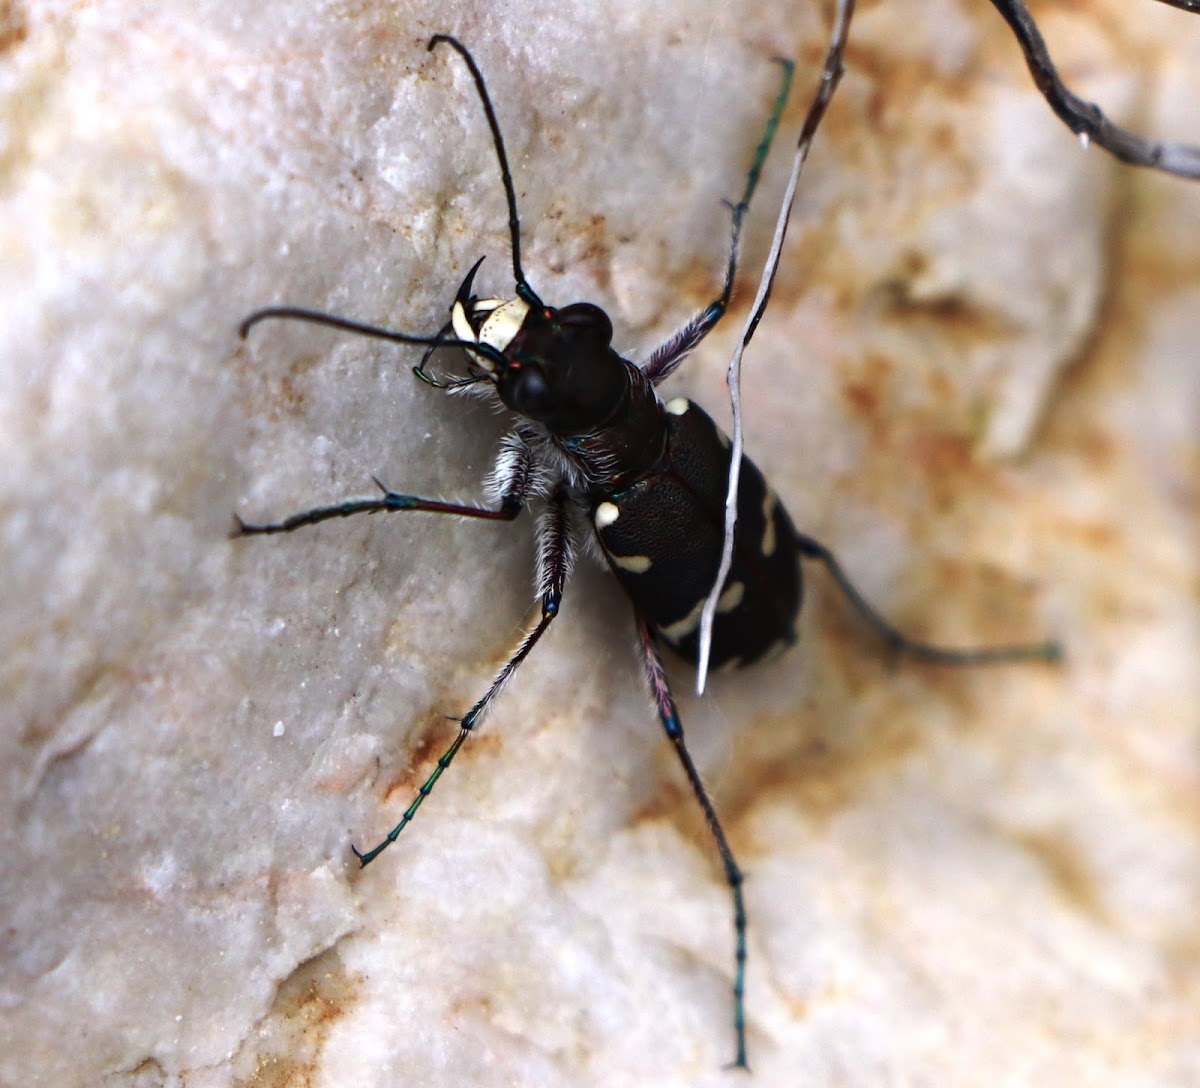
[2,1,1198,1085]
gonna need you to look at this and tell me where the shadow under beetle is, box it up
[236,33,1060,1070]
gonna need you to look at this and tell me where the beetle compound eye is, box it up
[557,302,613,346]
[509,364,555,418]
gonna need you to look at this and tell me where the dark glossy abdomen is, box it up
[591,397,802,670]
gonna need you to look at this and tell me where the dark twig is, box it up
[989,0,1200,178]
[1150,0,1199,15]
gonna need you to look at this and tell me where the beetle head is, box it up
[450,261,627,435]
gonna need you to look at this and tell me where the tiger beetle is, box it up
[236,33,1061,1071]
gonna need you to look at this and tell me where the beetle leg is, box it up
[641,60,794,386]
[634,614,751,1070]
[232,431,538,536]
[796,532,1062,665]
[639,301,728,386]
[354,488,575,866]
[642,203,760,383]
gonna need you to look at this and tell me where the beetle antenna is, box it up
[990,0,1200,179]
[239,305,506,370]
[428,35,543,307]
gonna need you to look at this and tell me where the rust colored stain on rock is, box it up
[0,0,28,54]
[233,947,361,1088]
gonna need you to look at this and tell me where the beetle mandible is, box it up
[236,33,1059,1070]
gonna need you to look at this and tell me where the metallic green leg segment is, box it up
[354,493,572,868]
[353,728,470,867]
[643,58,795,385]
[797,533,1064,665]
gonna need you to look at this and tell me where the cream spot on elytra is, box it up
[594,502,620,529]
[611,553,652,574]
